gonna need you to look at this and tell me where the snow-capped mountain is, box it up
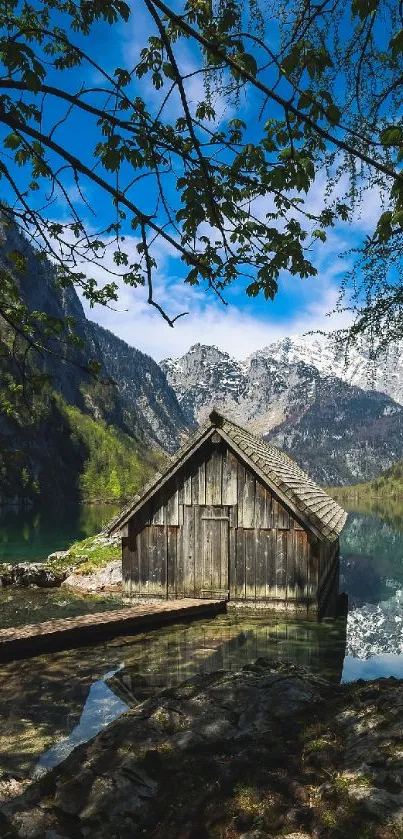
[161,340,403,485]
[250,335,403,406]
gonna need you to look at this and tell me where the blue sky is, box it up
[3,3,386,361]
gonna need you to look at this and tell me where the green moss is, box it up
[45,533,121,575]
[232,784,264,817]
[305,736,332,754]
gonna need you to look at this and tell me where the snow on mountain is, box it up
[161,339,403,485]
[252,335,403,406]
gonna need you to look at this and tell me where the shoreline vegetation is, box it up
[328,460,403,503]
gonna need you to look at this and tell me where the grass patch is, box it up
[45,533,121,576]
[304,736,332,754]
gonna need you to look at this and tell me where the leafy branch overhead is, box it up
[1,0,403,363]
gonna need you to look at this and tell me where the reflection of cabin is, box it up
[106,606,348,707]
[108,410,347,619]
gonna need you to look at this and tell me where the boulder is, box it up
[61,560,122,593]
[0,563,67,588]
[47,550,70,562]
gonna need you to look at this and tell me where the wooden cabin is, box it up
[108,410,347,619]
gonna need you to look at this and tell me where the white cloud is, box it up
[80,249,353,362]
[122,5,234,126]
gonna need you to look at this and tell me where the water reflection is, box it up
[339,499,403,681]
[107,614,347,710]
[340,499,403,597]
[342,652,403,682]
[35,668,128,776]
[2,497,403,781]
[0,503,120,565]
[0,609,347,779]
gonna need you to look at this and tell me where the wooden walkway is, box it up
[0,599,226,662]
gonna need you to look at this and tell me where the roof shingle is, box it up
[107,409,347,541]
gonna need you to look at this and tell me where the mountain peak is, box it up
[162,339,403,485]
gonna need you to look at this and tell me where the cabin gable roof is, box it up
[107,409,347,542]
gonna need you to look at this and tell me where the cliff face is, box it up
[85,323,192,453]
[0,224,188,505]
[0,223,190,455]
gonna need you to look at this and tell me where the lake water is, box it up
[1,497,403,780]
[0,503,120,565]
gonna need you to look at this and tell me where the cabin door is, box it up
[197,505,229,600]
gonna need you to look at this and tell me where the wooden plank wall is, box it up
[122,440,339,606]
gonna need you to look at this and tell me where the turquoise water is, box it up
[0,503,120,565]
[1,498,403,779]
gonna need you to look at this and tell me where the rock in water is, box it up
[0,563,68,588]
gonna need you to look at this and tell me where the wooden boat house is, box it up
[108,410,347,618]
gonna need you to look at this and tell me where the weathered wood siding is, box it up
[122,439,338,609]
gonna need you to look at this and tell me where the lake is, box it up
[1,497,403,779]
[0,503,120,565]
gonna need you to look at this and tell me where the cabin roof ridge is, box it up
[107,407,347,541]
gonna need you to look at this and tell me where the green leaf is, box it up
[326,104,341,125]
[380,126,403,147]
[23,69,41,92]
[162,62,176,80]
[351,0,379,20]
[376,210,393,242]
[391,29,403,57]
[4,133,21,151]
[241,53,258,76]
[246,281,260,297]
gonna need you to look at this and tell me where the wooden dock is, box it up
[0,599,226,662]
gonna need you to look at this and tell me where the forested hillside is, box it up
[0,374,162,506]
[0,221,190,452]
[332,461,403,504]
[0,222,174,506]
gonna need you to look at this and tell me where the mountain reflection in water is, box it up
[2,497,403,781]
[339,498,403,679]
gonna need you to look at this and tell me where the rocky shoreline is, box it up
[1,659,403,838]
[0,533,122,594]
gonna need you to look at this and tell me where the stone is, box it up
[0,563,67,588]
[347,784,403,822]
[239,832,269,838]
[4,666,403,839]
[61,560,122,593]
[9,806,53,838]
[281,834,312,839]
[44,832,71,839]
[47,551,70,562]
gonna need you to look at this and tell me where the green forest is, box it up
[0,381,163,506]
[331,460,403,504]
[61,402,162,504]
